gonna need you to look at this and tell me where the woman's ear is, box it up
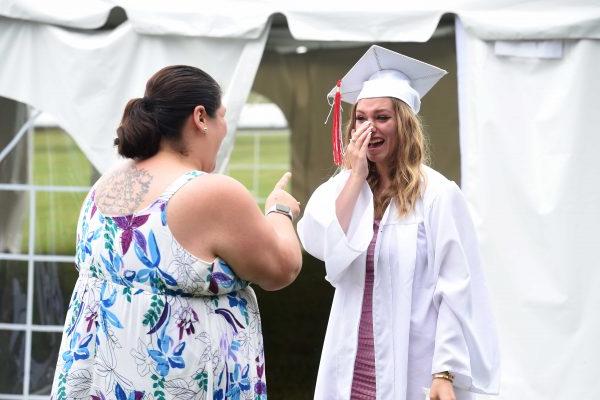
[192,105,208,132]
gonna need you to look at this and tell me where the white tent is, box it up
[1,1,600,399]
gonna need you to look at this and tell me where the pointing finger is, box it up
[274,172,291,190]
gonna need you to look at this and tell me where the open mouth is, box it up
[368,138,385,149]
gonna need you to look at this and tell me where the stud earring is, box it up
[203,127,208,133]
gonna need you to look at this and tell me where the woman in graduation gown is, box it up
[297,46,500,400]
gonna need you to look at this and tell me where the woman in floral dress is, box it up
[51,65,302,399]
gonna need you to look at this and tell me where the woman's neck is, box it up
[154,145,208,172]
[374,165,391,192]
[370,181,388,221]
[379,176,391,192]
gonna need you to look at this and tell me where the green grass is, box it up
[226,130,290,210]
[33,129,95,187]
[19,129,94,254]
[22,128,290,254]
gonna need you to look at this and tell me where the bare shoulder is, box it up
[172,173,258,215]
[183,173,251,199]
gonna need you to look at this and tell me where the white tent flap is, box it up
[456,19,600,400]
[0,18,269,173]
[494,40,564,59]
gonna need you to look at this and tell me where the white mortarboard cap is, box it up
[327,45,447,113]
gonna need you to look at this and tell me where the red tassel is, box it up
[331,80,343,166]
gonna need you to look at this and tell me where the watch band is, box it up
[266,204,294,221]
[432,371,454,383]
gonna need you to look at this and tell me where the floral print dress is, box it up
[51,171,267,400]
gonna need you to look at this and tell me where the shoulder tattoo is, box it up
[96,166,154,215]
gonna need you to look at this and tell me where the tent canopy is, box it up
[3,0,600,40]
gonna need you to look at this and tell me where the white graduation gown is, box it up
[297,166,500,400]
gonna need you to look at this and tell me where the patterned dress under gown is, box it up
[50,170,267,400]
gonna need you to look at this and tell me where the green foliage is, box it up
[122,286,132,303]
[142,294,165,327]
[151,373,166,400]
[89,262,100,279]
[194,369,209,392]
[65,299,81,333]
[103,217,117,254]
[56,372,67,400]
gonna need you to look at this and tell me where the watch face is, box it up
[275,204,291,213]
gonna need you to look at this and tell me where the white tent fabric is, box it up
[0,17,268,173]
[3,0,600,40]
[456,20,600,399]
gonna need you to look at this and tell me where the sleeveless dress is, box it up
[50,170,267,400]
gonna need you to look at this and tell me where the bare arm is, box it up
[168,173,302,291]
[335,173,366,233]
[336,121,372,233]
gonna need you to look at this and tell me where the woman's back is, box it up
[52,169,267,399]
[51,64,301,400]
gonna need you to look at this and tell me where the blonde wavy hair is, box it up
[344,98,428,218]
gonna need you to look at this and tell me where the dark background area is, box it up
[255,252,332,399]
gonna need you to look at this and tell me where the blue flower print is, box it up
[134,230,177,291]
[213,370,225,400]
[61,332,93,372]
[65,297,84,336]
[76,220,100,264]
[115,382,144,400]
[160,202,167,226]
[148,328,186,377]
[227,339,241,363]
[227,293,249,324]
[98,281,124,337]
[208,260,246,294]
[91,383,144,400]
[226,364,251,400]
[100,252,127,286]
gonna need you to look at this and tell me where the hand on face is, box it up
[429,378,456,400]
[264,172,301,219]
[343,121,372,180]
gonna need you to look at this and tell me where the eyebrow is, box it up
[356,108,393,114]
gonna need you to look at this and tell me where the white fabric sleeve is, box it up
[429,181,501,394]
[297,170,374,285]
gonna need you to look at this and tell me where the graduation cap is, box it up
[328,45,447,165]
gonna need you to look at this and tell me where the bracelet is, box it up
[432,371,454,383]
[265,204,294,222]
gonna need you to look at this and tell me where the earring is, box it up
[203,127,208,133]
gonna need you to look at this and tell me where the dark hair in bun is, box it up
[115,65,221,160]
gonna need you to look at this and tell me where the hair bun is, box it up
[115,97,161,159]
[115,65,222,160]
[141,97,155,112]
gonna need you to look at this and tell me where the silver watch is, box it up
[266,203,294,221]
